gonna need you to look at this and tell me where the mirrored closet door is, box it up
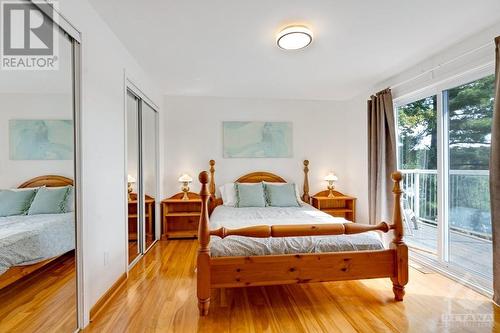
[0,2,81,331]
[126,88,159,267]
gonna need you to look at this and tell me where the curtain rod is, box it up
[390,41,493,90]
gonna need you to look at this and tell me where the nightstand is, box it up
[161,192,201,239]
[128,193,155,241]
[311,190,356,222]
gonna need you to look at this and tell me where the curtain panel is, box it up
[491,36,500,306]
[367,89,397,226]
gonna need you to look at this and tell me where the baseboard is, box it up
[89,273,127,321]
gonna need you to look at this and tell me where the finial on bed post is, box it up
[389,171,408,301]
[209,160,216,199]
[302,160,310,203]
[197,171,211,315]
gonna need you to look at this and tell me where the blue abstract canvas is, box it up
[223,121,293,158]
[9,120,74,160]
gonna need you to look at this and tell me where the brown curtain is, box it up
[368,89,397,226]
[492,36,500,306]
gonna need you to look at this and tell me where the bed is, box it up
[196,160,408,315]
[0,175,75,290]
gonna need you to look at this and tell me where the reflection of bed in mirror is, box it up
[0,175,75,290]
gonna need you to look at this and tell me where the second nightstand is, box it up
[311,190,356,222]
[161,192,201,239]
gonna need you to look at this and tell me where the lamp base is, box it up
[128,183,133,201]
[328,190,335,198]
[180,182,190,200]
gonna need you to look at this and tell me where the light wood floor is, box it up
[84,240,499,333]
[0,252,77,333]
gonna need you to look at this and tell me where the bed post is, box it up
[302,160,310,203]
[390,171,408,301]
[197,171,211,315]
[209,160,216,199]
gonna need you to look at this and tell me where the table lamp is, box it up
[178,174,193,200]
[324,172,338,198]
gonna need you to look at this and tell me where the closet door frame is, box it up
[124,76,160,269]
[30,0,84,329]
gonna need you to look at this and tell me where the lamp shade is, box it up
[178,174,193,183]
[127,174,136,183]
[324,172,338,182]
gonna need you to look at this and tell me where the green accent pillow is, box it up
[0,189,38,217]
[28,186,71,215]
[235,183,266,207]
[264,183,300,207]
[64,186,75,213]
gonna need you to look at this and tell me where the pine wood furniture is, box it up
[196,160,408,316]
[127,193,155,241]
[82,240,498,333]
[312,190,357,222]
[0,175,74,290]
[161,192,201,239]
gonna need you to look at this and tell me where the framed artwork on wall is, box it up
[9,119,74,160]
[223,121,293,158]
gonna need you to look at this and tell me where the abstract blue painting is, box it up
[9,120,74,160]
[223,121,293,158]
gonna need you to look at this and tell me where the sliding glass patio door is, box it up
[445,76,494,279]
[396,72,494,291]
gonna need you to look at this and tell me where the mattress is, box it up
[0,213,75,275]
[209,204,384,257]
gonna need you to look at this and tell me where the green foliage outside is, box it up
[397,75,494,235]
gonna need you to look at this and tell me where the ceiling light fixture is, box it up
[276,25,313,50]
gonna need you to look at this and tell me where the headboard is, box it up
[207,159,311,203]
[18,175,73,188]
[236,172,286,183]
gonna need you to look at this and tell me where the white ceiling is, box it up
[89,0,500,100]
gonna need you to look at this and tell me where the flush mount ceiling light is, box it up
[276,25,313,50]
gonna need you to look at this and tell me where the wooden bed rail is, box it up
[210,221,391,239]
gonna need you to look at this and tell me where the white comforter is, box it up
[209,204,384,257]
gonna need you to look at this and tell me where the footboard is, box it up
[196,171,408,315]
[210,249,396,288]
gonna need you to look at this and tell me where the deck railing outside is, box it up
[401,169,491,240]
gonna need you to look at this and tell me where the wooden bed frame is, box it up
[0,175,74,290]
[196,160,408,315]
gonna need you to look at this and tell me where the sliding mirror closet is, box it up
[126,87,159,267]
[0,1,81,331]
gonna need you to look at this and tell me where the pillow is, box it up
[28,186,72,215]
[0,188,37,217]
[235,183,266,207]
[264,183,300,207]
[219,183,237,207]
[64,186,75,212]
[263,181,303,204]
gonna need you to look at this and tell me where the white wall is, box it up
[59,0,161,326]
[163,95,369,223]
[0,93,73,188]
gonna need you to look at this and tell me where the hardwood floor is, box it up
[0,252,77,333]
[84,240,499,333]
